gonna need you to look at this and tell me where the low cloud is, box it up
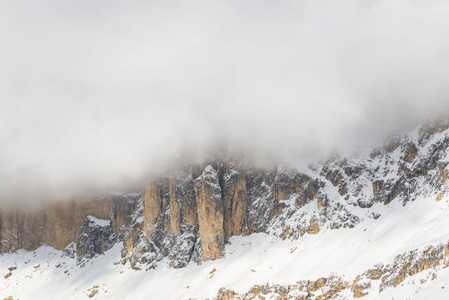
[1,0,449,203]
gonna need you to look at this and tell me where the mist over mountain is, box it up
[1,0,449,203]
[4,2,449,300]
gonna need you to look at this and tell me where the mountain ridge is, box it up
[2,119,449,299]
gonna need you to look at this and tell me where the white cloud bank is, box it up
[1,0,449,202]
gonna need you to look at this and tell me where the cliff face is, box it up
[194,165,225,262]
[3,120,449,299]
[0,153,327,268]
[121,158,324,269]
[0,193,139,260]
[121,119,449,270]
[2,120,449,273]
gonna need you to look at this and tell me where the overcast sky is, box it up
[1,0,449,202]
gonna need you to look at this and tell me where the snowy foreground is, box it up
[2,194,449,299]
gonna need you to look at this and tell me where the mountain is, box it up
[2,119,449,299]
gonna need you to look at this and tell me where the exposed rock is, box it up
[211,240,449,299]
[215,288,235,300]
[0,194,138,257]
[307,218,320,234]
[403,142,418,164]
[221,161,248,237]
[142,180,170,233]
[0,207,44,253]
[111,193,141,239]
[124,160,321,268]
[212,275,350,300]
[86,285,100,298]
[122,174,201,269]
[379,242,449,291]
[3,119,449,277]
[194,165,225,262]
[62,242,76,259]
[352,275,370,298]
[76,216,117,261]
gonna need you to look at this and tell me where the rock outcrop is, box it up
[80,119,449,269]
[194,165,225,262]
[122,159,320,268]
[2,119,449,275]
[0,193,140,260]
[76,216,117,262]
[213,240,449,300]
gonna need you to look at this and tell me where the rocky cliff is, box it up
[120,157,326,269]
[2,119,449,299]
[0,193,140,261]
[112,118,449,270]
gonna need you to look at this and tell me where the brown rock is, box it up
[44,197,114,250]
[222,163,248,237]
[168,170,198,234]
[307,218,320,234]
[142,180,169,233]
[194,165,225,262]
[403,143,417,164]
[0,195,133,254]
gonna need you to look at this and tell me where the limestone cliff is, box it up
[2,119,449,276]
[0,193,140,261]
[121,158,326,269]
[194,165,225,262]
[122,119,449,270]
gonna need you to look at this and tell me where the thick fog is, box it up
[1,0,449,203]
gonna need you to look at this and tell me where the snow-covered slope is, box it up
[2,120,449,299]
[2,193,449,299]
